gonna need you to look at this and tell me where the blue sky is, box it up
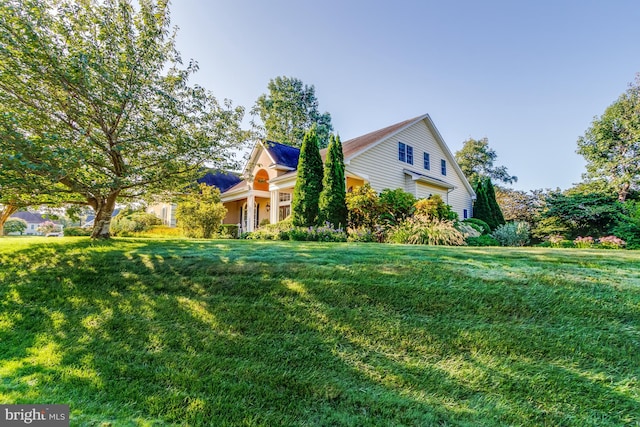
[169,1,640,192]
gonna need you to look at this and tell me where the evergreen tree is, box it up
[319,135,348,228]
[291,127,324,226]
[485,179,506,227]
[473,179,496,229]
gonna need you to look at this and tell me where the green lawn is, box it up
[0,237,639,426]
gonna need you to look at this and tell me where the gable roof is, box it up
[10,211,50,223]
[341,114,428,161]
[264,141,300,170]
[198,170,243,193]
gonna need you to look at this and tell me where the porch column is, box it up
[270,190,279,224]
[247,192,255,232]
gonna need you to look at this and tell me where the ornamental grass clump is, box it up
[387,215,466,246]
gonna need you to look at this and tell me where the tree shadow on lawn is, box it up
[0,239,639,426]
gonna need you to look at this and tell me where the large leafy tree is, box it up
[455,137,517,186]
[252,76,333,148]
[318,134,348,228]
[291,126,323,227]
[0,0,246,239]
[577,76,640,202]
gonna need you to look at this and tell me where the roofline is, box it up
[421,115,476,198]
[343,114,429,162]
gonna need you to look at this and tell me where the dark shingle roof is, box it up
[198,170,243,193]
[10,211,47,223]
[264,141,300,169]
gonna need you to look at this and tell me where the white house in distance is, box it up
[206,113,476,232]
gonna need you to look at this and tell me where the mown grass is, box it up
[0,237,639,426]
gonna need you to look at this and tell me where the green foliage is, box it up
[454,137,517,186]
[63,226,92,237]
[318,135,348,228]
[387,215,466,246]
[291,127,324,227]
[414,194,457,221]
[611,200,640,249]
[491,222,531,247]
[252,76,333,148]
[220,224,240,239]
[242,221,347,242]
[463,218,491,235]
[541,191,624,239]
[111,210,162,236]
[378,188,417,226]
[347,228,377,243]
[473,179,505,230]
[176,184,227,239]
[3,218,27,235]
[0,0,246,239]
[345,184,380,230]
[466,235,500,246]
[577,75,640,201]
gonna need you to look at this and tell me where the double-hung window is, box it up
[441,159,447,176]
[398,142,413,165]
[423,152,430,170]
[398,142,406,162]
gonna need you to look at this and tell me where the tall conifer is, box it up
[319,135,348,228]
[473,179,495,229]
[291,126,323,226]
[485,178,505,228]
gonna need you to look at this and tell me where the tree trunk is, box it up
[0,204,19,237]
[618,183,630,202]
[90,192,119,239]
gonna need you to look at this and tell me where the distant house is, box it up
[219,114,476,232]
[10,211,49,235]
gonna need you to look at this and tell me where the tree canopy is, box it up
[577,75,640,202]
[252,76,333,149]
[455,137,517,186]
[0,0,246,238]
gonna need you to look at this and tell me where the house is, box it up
[9,211,50,235]
[218,114,476,232]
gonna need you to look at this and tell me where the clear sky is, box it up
[168,0,640,192]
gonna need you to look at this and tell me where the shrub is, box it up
[176,184,227,239]
[414,194,458,221]
[139,226,182,238]
[63,226,92,236]
[463,218,491,235]
[573,236,595,248]
[346,184,381,230]
[37,220,61,234]
[111,210,162,235]
[286,224,348,242]
[387,215,466,246]
[491,221,530,247]
[598,235,626,249]
[466,235,500,246]
[347,228,377,243]
[220,224,239,239]
[378,188,416,227]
